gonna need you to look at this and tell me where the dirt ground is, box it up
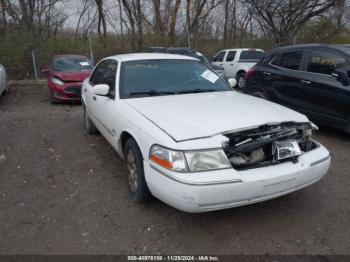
[0,80,349,255]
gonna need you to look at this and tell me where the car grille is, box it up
[65,85,81,97]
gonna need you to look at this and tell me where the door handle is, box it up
[301,80,312,85]
[230,64,234,66]
[219,64,223,66]
[263,72,271,76]
[93,96,96,101]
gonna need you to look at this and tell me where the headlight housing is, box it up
[185,150,231,172]
[149,145,231,172]
[51,77,64,86]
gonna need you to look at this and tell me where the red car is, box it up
[42,55,93,103]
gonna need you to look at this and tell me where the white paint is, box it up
[82,53,331,213]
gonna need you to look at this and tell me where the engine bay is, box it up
[223,122,318,170]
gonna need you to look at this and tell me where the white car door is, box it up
[84,59,119,149]
[222,50,237,78]
[212,51,227,69]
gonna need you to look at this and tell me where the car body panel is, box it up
[213,48,264,79]
[144,142,330,212]
[246,44,350,132]
[44,54,92,101]
[83,53,330,212]
[125,91,308,142]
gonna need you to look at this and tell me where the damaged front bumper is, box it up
[144,139,330,213]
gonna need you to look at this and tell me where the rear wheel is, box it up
[124,138,151,203]
[84,105,98,134]
[236,72,247,90]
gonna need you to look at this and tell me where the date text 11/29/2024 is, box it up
[127,255,219,261]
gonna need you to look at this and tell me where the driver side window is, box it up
[90,59,118,97]
[213,51,226,62]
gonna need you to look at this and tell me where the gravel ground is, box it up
[0,80,349,255]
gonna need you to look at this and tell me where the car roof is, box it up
[53,54,88,59]
[222,48,264,52]
[266,44,350,56]
[105,53,199,62]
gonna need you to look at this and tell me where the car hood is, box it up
[52,71,91,82]
[126,91,309,142]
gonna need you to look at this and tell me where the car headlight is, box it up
[149,145,231,172]
[185,150,231,172]
[51,77,64,86]
[149,145,187,172]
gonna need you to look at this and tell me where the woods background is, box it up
[1,0,349,79]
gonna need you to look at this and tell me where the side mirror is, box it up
[332,69,350,86]
[93,84,110,96]
[228,78,237,88]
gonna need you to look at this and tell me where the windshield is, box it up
[337,46,350,56]
[239,50,264,61]
[53,57,93,72]
[120,59,231,98]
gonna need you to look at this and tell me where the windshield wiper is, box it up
[177,89,217,94]
[129,90,176,96]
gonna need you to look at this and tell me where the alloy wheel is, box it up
[126,149,138,193]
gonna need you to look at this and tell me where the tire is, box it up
[84,105,98,134]
[123,138,151,203]
[236,72,247,90]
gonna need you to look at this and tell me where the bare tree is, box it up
[121,0,144,50]
[184,0,223,46]
[95,0,106,38]
[247,0,338,44]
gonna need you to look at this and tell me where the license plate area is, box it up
[273,140,301,161]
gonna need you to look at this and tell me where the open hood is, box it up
[126,91,309,142]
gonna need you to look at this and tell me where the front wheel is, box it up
[236,72,247,90]
[84,105,98,134]
[124,138,151,203]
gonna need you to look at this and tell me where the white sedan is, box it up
[81,53,330,213]
[0,64,8,96]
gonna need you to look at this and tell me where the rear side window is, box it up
[307,50,346,75]
[213,52,226,62]
[239,50,264,61]
[272,51,303,70]
[226,51,236,62]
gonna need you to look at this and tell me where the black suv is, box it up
[246,44,350,133]
[145,47,226,78]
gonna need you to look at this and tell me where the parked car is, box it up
[146,47,226,78]
[42,55,93,103]
[212,48,264,89]
[82,53,330,213]
[0,64,8,96]
[245,44,350,134]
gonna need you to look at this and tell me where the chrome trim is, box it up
[310,155,331,167]
[149,163,242,186]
